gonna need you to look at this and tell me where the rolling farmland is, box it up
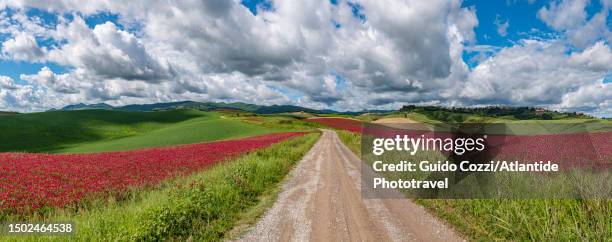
[0,109,321,241]
[0,109,285,153]
[0,132,305,214]
[0,108,609,241]
[337,118,612,241]
[307,117,363,133]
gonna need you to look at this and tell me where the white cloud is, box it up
[20,67,81,93]
[48,16,174,82]
[143,0,307,79]
[138,0,478,108]
[555,80,611,117]
[0,76,44,111]
[538,0,588,31]
[569,41,612,71]
[0,75,18,90]
[0,0,477,111]
[538,0,611,48]
[567,7,612,48]
[1,32,46,62]
[0,0,609,117]
[461,39,612,115]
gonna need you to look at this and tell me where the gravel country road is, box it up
[236,130,463,242]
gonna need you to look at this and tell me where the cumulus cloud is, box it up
[0,0,609,117]
[0,76,17,90]
[0,76,44,111]
[555,79,611,117]
[538,0,611,48]
[139,0,477,107]
[567,8,612,48]
[538,0,588,31]
[305,0,478,109]
[569,41,612,71]
[48,16,174,82]
[461,40,611,112]
[1,0,477,110]
[1,32,46,62]
[143,0,306,79]
[20,67,81,93]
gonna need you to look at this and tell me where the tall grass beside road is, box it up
[2,133,320,241]
[337,130,611,241]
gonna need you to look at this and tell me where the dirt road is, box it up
[236,130,462,242]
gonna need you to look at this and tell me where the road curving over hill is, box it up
[236,130,463,242]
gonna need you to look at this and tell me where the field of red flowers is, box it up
[496,132,611,170]
[363,124,611,170]
[0,132,305,214]
[307,117,363,133]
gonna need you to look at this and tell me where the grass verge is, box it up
[336,130,611,241]
[337,130,361,156]
[2,133,320,241]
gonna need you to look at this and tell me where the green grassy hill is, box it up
[0,109,284,154]
[0,111,19,115]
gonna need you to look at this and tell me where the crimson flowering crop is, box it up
[307,117,363,133]
[0,132,305,214]
[363,124,611,170]
[494,132,611,170]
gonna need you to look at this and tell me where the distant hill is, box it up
[56,101,392,115]
[400,105,593,121]
[62,103,114,111]
[119,101,202,112]
[253,104,324,114]
[0,111,19,115]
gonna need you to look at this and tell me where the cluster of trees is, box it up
[399,105,591,122]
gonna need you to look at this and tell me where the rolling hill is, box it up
[0,111,19,114]
[0,109,284,153]
[56,100,394,115]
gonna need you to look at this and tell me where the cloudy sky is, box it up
[0,0,610,116]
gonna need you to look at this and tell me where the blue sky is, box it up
[0,0,610,116]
